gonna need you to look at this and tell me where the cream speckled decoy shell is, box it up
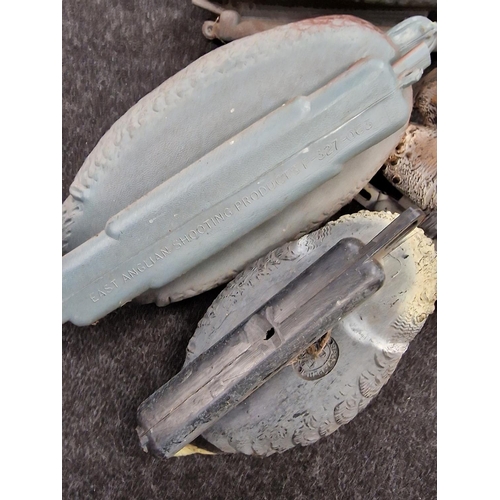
[183,211,436,456]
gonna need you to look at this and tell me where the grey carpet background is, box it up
[62,1,437,498]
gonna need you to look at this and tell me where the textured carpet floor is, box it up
[62,1,437,498]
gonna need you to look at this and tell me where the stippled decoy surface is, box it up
[137,210,436,458]
[383,67,437,211]
[384,122,437,211]
[412,67,437,127]
[62,1,437,498]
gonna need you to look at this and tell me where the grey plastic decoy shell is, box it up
[62,17,435,308]
[182,210,436,456]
